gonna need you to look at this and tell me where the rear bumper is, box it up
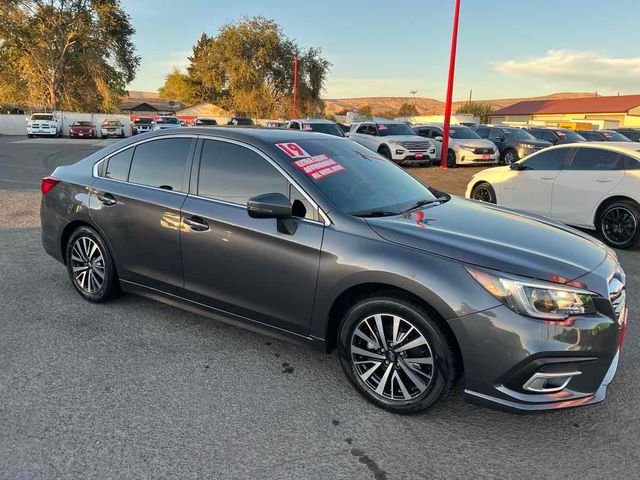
[448,304,623,413]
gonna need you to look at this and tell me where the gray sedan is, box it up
[40,127,626,414]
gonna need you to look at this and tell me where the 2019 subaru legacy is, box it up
[40,128,627,414]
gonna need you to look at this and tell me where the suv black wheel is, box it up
[447,149,457,168]
[65,226,120,302]
[378,145,392,160]
[338,294,458,414]
[502,149,517,165]
[470,182,496,204]
[598,200,640,249]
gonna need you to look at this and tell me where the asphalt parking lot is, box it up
[1,136,639,479]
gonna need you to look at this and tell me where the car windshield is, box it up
[197,119,217,126]
[277,139,437,214]
[135,118,153,124]
[377,123,416,136]
[503,129,536,141]
[555,130,586,142]
[103,121,121,126]
[602,131,631,141]
[449,126,481,139]
[157,117,178,124]
[305,123,345,137]
[232,118,254,125]
[73,121,92,126]
[32,114,53,121]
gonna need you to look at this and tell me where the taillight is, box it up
[41,176,60,195]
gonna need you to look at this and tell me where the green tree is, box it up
[159,16,331,118]
[456,102,494,123]
[397,102,418,117]
[158,68,199,104]
[0,0,140,112]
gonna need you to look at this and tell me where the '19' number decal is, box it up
[275,142,310,159]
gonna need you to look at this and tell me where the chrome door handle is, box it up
[540,176,555,181]
[97,193,116,206]
[596,179,613,183]
[184,216,209,232]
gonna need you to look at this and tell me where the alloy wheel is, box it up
[472,185,493,203]
[350,313,434,401]
[504,151,516,164]
[70,236,105,293]
[602,207,637,246]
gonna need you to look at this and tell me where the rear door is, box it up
[180,138,324,335]
[90,136,195,293]
[551,147,625,226]
[501,147,570,216]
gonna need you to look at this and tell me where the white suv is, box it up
[346,121,436,165]
[413,124,499,167]
[27,113,62,138]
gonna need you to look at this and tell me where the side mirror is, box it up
[510,163,524,170]
[435,136,443,142]
[247,193,297,234]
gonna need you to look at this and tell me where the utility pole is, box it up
[440,0,461,169]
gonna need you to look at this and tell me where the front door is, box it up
[90,136,195,293]
[501,147,570,217]
[180,139,324,335]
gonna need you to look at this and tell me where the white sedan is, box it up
[465,142,640,249]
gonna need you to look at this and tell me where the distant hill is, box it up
[324,92,599,116]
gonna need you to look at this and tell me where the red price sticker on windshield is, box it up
[293,154,345,180]
[302,123,313,131]
[276,142,310,158]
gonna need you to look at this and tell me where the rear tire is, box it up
[65,226,120,303]
[470,182,497,204]
[338,293,458,414]
[598,200,640,249]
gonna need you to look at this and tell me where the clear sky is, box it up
[123,0,640,100]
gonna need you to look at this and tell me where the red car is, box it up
[69,121,97,139]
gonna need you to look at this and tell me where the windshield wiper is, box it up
[350,209,400,218]
[402,196,450,213]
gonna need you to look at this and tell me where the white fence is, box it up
[0,112,132,136]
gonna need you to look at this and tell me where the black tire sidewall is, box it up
[502,149,516,165]
[472,182,496,204]
[447,150,456,168]
[598,201,640,249]
[65,226,118,302]
[338,296,456,414]
[379,145,392,160]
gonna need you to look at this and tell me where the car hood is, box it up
[450,138,496,148]
[383,135,432,143]
[518,139,551,147]
[365,196,608,282]
[70,126,92,130]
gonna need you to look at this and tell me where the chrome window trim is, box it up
[91,133,331,226]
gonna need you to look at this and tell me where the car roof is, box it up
[290,118,336,124]
[551,141,640,156]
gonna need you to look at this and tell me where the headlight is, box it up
[518,143,535,149]
[388,139,402,145]
[459,144,475,150]
[466,267,597,320]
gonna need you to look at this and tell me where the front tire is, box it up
[447,149,457,168]
[338,294,458,414]
[378,145,392,160]
[598,200,640,249]
[65,226,120,302]
[470,182,497,204]
[502,149,517,165]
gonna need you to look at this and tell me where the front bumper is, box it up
[27,127,57,136]
[456,148,500,165]
[101,129,123,137]
[449,304,624,412]
[391,147,437,164]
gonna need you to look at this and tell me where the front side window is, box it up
[625,155,640,170]
[567,148,623,171]
[520,148,569,170]
[128,138,191,191]
[356,124,372,135]
[475,127,489,138]
[198,140,289,206]
[275,139,437,214]
[488,129,504,142]
[105,148,133,181]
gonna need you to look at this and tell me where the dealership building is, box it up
[488,94,640,129]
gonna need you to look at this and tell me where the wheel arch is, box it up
[593,195,640,226]
[324,282,463,374]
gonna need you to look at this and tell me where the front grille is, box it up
[399,141,431,151]
[472,147,495,154]
[31,124,40,128]
[608,265,626,324]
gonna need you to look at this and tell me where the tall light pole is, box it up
[440,0,461,169]
[292,55,298,119]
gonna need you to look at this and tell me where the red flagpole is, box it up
[292,55,298,119]
[440,0,461,169]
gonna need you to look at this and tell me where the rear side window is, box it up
[625,155,640,170]
[105,148,133,181]
[475,127,488,138]
[521,148,569,170]
[567,147,623,170]
[198,140,288,205]
[128,138,191,191]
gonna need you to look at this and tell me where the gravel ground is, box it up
[0,138,639,479]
